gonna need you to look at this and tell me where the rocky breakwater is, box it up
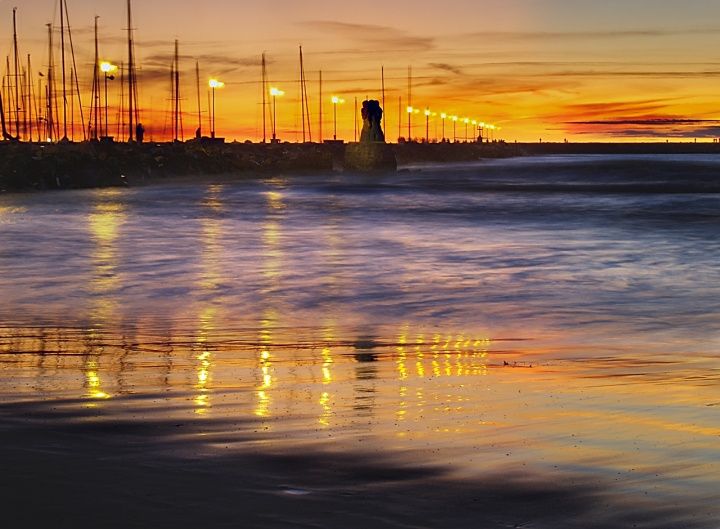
[344,143,397,172]
[394,141,522,164]
[0,141,334,192]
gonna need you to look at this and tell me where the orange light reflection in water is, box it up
[3,324,720,497]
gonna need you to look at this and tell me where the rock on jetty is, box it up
[344,143,397,172]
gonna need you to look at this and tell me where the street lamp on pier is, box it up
[331,96,344,140]
[100,61,117,138]
[209,79,225,139]
[270,87,284,141]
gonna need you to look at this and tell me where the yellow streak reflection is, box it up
[88,197,125,323]
[84,361,110,399]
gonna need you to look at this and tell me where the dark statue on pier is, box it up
[360,100,385,143]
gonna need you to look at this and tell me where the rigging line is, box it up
[63,0,86,141]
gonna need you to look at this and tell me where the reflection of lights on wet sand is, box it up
[85,362,110,399]
[319,391,332,427]
[88,199,125,323]
[257,187,285,419]
[322,347,333,384]
[255,390,270,417]
[255,311,277,418]
[194,308,216,414]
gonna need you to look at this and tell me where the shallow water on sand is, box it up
[3,155,720,527]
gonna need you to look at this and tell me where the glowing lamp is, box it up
[100,61,117,74]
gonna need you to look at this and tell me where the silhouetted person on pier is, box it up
[195,127,201,139]
[360,100,385,143]
[136,123,145,143]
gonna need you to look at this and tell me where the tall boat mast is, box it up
[59,0,67,139]
[174,40,180,141]
[407,65,411,141]
[318,70,322,143]
[62,0,86,141]
[195,60,201,137]
[299,46,311,143]
[118,62,125,139]
[261,53,267,143]
[398,96,401,141]
[27,55,32,142]
[381,66,386,138]
[0,54,14,140]
[127,0,137,141]
[46,23,55,142]
[12,9,20,139]
[91,16,100,140]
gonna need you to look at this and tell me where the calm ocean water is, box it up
[3,154,720,526]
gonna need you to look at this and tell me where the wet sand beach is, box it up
[2,155,720,527]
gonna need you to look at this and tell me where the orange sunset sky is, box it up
[3,0,720,142]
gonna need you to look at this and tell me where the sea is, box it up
[2,154,720,527]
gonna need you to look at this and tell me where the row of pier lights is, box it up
[94,66,495,143]
[215,81,498,143]
[408,107,499,143]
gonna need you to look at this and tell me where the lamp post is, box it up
[441,113,446,142]
[100,61,116,138]
[424,108,430,142]
[479,122,485,142]
[406,106,413,141]
[452,116,457,142]
[472,120,477,142]
[270,87,284,141]
[331,96,344,140]
[464,118,469,142]
[209,79,225,139]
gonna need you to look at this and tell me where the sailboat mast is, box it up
[261,53,266,143]
[407,65,411,141]
[127,0,134,141]
[60,0,67,139]
[299,48,304,142]
[118,62,124,139]
[27,55,32,142]
[63,0,86,141]
[196,60,201,137]
[70,68,74,140]
[398,96,401,141]
[174,40,179,141]
[46,23,54,142]
[318,70,322,143]
[381,66,386,140]
[12,9,20,140]
[92,16,99,140]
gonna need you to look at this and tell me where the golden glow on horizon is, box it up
[8,0,720,143]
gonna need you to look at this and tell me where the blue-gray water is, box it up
[2,154,720,528]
